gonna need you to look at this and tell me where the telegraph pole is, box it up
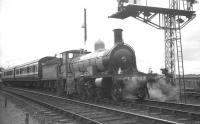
[82,8,87,45]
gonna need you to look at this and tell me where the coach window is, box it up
[31,66,34,73]
[20,68,22,74]
[68,53,73,59]
[21,68,23,74]
[27,67,30,73]
[23,68,26,74]
[7,71,12,76]
[11,71,13,76]
[29,66,32,73]
[32,65,35,72]
[35,65,38,72]
[16,69,19,75]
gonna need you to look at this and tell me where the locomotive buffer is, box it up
[109,0,196,103]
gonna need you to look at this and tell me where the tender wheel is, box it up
[111,81,123,101]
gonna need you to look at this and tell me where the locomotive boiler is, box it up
[70,29,137,76]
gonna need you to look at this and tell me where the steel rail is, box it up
[0,90,79,124]
[86,98,200,123]
[2,87,179,124]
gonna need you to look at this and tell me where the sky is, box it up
[0,0,199,74]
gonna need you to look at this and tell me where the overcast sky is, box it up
[0,0,199,74]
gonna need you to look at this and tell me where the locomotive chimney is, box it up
[113,28,123,45]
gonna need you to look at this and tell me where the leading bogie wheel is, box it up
[111,82,123,101]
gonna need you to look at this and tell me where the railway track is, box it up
[184,89,200,92]
[184,91,200,97]
[183,89,200,98]
[0,90,78,124]
[2,87,180,124]
[86,98,200,124]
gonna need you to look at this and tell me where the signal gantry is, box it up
[110,0,197,102]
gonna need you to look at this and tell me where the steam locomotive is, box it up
[2,29,149,101]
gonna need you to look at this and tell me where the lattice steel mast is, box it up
[110,0,196,102]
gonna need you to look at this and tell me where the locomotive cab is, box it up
[61,50,90,94]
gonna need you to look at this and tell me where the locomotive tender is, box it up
[2,29,148,101]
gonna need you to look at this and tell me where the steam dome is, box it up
[94,39,105,51]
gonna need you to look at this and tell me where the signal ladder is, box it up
[175,16,186,103]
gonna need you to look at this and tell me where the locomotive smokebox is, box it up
[113,28,123,45]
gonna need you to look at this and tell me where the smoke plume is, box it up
[147,77,179,102]
[122,76,147,99]
[121,75,179,102]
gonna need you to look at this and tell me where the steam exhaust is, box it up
[147,76,179,102]
[122,76,148,99]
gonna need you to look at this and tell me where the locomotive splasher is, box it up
[68,29,148,101]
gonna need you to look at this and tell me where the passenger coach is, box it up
[2,56,55,86]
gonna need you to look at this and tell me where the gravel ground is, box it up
[0,91,77,124]
[184,95,200,105]
[0,94,39,124]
